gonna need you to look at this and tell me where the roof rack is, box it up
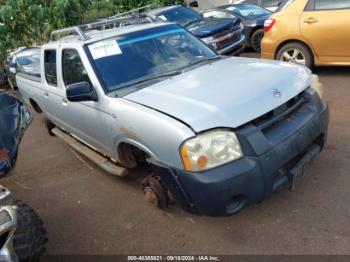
[50,5,153,42]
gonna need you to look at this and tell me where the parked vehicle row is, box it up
[202,4,271,52]
[145,5,246,55]
[186,0,284,12]
[15,15,329,216]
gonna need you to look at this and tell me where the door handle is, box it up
[62,98,68,105]
[304,17,318,24]
[44,91,49,97]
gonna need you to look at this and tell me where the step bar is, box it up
[52,128,128,177]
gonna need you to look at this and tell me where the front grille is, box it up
[251,91,309,131]
[216,31,241,49]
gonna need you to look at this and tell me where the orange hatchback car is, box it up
[261,0,350,68]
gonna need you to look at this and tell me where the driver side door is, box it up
[60,48,110,153]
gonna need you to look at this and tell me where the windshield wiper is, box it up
[183,19,201,27]
[183,56,222,69]
[115,69,183,91]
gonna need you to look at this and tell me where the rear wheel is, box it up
[13,201,48,262]
[250,29,264,53]
[276,42,313,68]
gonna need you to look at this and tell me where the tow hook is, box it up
[142,174,172,209]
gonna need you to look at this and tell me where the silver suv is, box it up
[16,20,329,216]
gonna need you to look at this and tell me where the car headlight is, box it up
[180,129,243,172]
[311,74,323,99]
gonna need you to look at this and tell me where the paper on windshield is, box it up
[158,15,167,21]
[89,40,122,60]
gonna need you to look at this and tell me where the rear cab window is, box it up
[44,50,57,86]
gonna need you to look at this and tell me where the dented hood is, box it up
[125,57,311,132]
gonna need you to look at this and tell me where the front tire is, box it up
[13,201,48,262]
[250,29,264,53]
[276,42,313,68]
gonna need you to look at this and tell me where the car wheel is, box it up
[251,29,264,53]
[13,201,48,262]
[276,42,313,68]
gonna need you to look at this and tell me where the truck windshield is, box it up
[156,6,203,27]
[88,25,217,93]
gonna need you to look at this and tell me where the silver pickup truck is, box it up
[16,20,329,216]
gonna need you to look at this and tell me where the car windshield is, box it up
[226,5,271,18]
[88,25,217,93]
[156,6,203,27]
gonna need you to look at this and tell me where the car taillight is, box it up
[264,19,276,33]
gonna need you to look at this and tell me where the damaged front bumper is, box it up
[150,90,329,216]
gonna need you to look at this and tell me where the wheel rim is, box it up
[252,31,264,52]
[280,48,306,65]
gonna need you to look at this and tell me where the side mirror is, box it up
[66,81,98,102]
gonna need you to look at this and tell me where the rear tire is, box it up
[250,29,264,53]
[276,42,313,68]
[13,201,48,262]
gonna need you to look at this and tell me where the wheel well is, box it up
[117,142,150,169]
[29,99,42,113]
[249,26,264,39]
[275,39,314,60]
[252,26,263,32]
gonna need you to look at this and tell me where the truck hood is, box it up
[124,57,311,132]
[187,18,238,38]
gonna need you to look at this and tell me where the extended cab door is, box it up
[300,0,350,63]
[42,48,69,128]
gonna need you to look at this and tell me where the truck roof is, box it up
[44,22,170,47]
[146,5,180,16]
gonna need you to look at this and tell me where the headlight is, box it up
[311,74,323,99]
[180,129,243,172]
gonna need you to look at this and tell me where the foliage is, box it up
[0,0,185,66]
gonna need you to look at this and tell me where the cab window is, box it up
[314,0,350,10]
[44,50,57,86]
[62,49,91,87]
